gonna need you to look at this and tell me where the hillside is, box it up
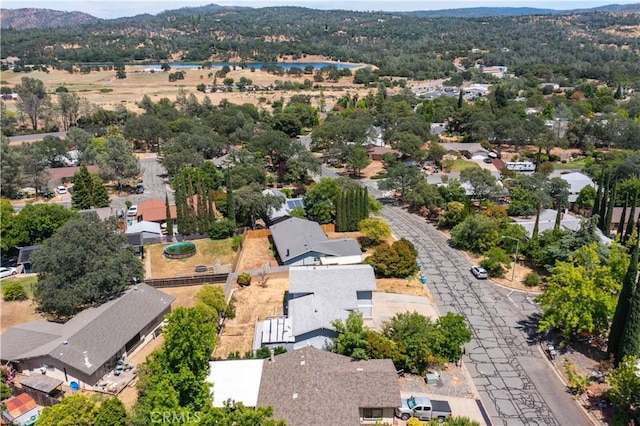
[0,8,100,29]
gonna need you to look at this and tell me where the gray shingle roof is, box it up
[17,245,39,264]
[257,347,400,426]
[0,284,174,375]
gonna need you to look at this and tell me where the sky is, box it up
[1,0,629,19]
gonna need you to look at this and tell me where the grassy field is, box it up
[1,275,37,299]
[444,159,480,172]
[553,159,587,170]
[146,238,237,279]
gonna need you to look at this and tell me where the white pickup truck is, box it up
[395,395,452,421]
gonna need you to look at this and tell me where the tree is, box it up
[37,394,96,426]
[20,141,50,195]
[382,311,441,374]
[303,177,341,224]
[625,190,638,245]
[480,247,511,278]
[549,177,570,230]
[94,397,128,426]
[165,194,174,237]
[209,218,236,240]
[235,183,284,228]
[609,238,639,360]
[195,284,233,321]
[15,77,47,130]
[344,145,371,177]
[9,203,75,248]
[1,138,23,199]
[358,218,391,245]
[390,131,425,159]
[378,162,423,200]
[71,165,110,209]
[97,133,140,192]
[434,312,473,363]
[460,167,499,202]
[438,201,468,229]
[198,401,285,425]
[536,243,623,342]
[450,215,500,254]
[365,238,418,278]
[335,187,368,232]
[618,269,640,365]
[57,91,81,131]
[31,215,143,320]
[330,311,370,360]
[607,355,640,422]
[124,114,170,151]
[575,185,596,211]
[426,142,447,166]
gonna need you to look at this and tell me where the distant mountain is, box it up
[0,8,100,29]
[406,3,639,17]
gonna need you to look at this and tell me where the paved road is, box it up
[379,205,590,426]
[8,131,68,145]
[110,155,173,212]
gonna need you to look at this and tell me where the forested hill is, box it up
[0,8,100,29]
[2,5,640,85]
[1,3,639,29]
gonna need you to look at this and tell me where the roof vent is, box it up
[292,393,298,400]
[357,368,364,371]
[62,340,68,346]
[300,360,305,366]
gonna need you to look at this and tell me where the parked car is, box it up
[126,205,138,217]
[56,185,67,194]
[396,396,452,421]
[0,267,18,279]
[483,158,493,164]
[470,266,488,279]
[135,183,144,194]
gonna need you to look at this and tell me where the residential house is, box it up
[1,393,39,426]
[262,189,304,225]
[557,172,595,204]
[45,165,98,189]
[0,284,174,387]
[253,264,376,351]
[125,221,162,244]
[207,347,400,426]
[367,146,401,162]
[511,209,612,243]
[610,207,640,233]
[16,245,39,274]
[269,217,362,266]
[136,198,177,226]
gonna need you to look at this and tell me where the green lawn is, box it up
[553,159,587,170]
[444,159,480,172]
[1,275,37,299]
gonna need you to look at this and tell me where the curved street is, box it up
[379,205,590,426]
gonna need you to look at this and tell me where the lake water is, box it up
[143,62,360,70]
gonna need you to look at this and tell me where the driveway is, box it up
[110,155,173,212]
[380,206,590,426]
[366,293,439,332]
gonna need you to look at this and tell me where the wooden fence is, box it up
[145,273,228,288]
[245,223,335,238]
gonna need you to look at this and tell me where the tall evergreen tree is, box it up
[532,200,542,239]
[617,192,629,240]
[335,191,347,232]
[617,266,640,364]
[165,194,173,238]
[604,184,617,236]
[592,172,604,220]
[624,190,638,245]
[609,238,639,359]
[225,168,235,222]
[71,165,93,210]
[598,172,610,232]
[90,174,110,208]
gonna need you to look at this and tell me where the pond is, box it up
[163,242,197,259]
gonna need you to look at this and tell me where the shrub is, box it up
[480,247,511,278]
[2,281,27,301]
[365,238,418,278]
[237,273,252,287]
[209,219,236,240]
[450,215,500,254]
[524,272,541,287]
[358,218,391,245]
[231,234,244,252]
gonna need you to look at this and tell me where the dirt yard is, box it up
[235,237,277,272]
[146,239,236,279]
[466,251,543,293]
[214,274,289,359]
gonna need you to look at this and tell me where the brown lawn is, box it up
[235,237,277,272]
[146,238,236,279]
[214,274,289,359]
[376,277,433,298]
[0,299,42,333]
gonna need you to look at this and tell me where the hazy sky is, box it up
[2,0,627,19]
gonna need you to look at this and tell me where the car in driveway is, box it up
[470,266,488,279]
[56,185,67,194]
[483,158,493,164]
[0,267,18,279]
[135,183,144,194]
[126,205,138,217]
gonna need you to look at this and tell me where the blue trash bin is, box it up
[421,275,427,284]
